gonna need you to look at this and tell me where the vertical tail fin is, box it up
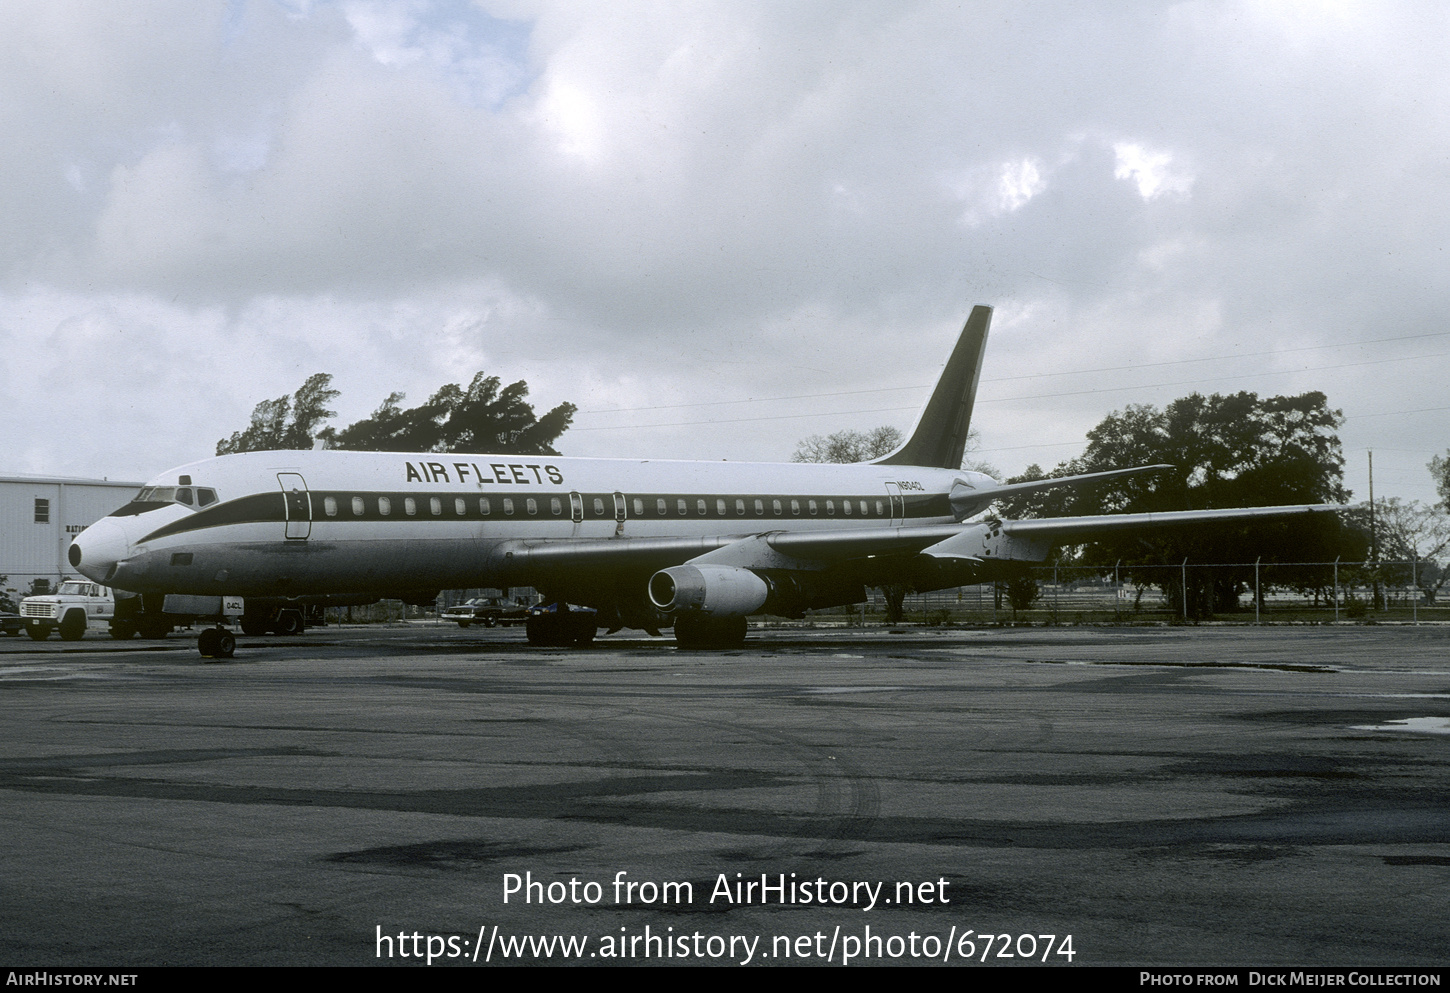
[873,305,992,469]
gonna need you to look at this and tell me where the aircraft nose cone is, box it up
[70,517,130,584]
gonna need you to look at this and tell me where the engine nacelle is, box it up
[647,565,770,617]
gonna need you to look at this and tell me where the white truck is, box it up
[21,580,120,641]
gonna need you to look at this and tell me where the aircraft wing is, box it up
[491,503,1339,580]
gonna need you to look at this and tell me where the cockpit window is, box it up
[132,485,219,509]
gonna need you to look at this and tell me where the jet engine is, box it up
[647,564,769,617]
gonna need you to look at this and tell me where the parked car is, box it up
[442,596,530,628]
[0,592,22,636]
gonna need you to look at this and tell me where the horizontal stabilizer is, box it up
[1000,503,1338,545]
[955,464,1174,518]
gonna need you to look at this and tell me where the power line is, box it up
[573,351,1446,432]
[580,329,1450,415]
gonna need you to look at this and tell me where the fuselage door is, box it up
[569,491,584,523]
[885,482,905,526]
[278,473,311,540]
[613,492,627,523]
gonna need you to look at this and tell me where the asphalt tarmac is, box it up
[1,623,1447,967]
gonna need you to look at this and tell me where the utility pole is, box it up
[1369,450,1383,609]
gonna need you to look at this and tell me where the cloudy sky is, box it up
[2,0,1446,506]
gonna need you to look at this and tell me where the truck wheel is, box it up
[59,612,87,641]
[482,616,497,628]
[138,616,172,639]
[27,623,52,641]
[240,616,270,636]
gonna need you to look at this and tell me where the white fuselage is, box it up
[72,449,995,601]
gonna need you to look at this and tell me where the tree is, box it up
[217,373,340,455]
[217,373,575,456]
[996,391,1351,619]
[1004,574,1039,621]
[792,426,903,464]
[1431,451,1450,510]
[1362,497,1450,604]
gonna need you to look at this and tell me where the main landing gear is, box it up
[672,614,748,650]
[525,605,597,647]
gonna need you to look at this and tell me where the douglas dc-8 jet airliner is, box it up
[70,306,1334,657]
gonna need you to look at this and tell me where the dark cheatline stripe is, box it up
[135,488,953,543]
[139,492,285,543]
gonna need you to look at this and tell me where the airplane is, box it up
[69,305,1336,658]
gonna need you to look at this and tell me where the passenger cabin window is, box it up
[323,497,338,517]
[503,498,515,516]
[657,498,667,515]
[632,497,643,516]
[593,497,606,516]
[772,499,782,515]
[479,498,491,515]
[697,499,707,515]
[826,500,835,515]
[842,500,852,515]
[404,497,417,516]
[352,496,365,516]
[526,498,537,515]
[875,500,884,516]
[735,499,746,516]
[455,498,466,516]
[678,499,688,515]
[378,497,392,516]
[791,499,800,515]
[551,497,562,516]
[429,497,442,516]
[753,499,764,515]
[716,499,727,516]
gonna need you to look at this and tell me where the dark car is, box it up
[441,596,530,628]
[0,593,22,636]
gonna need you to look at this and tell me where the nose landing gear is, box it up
[197,626,236,660]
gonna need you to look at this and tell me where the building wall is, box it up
[0,477,142,594]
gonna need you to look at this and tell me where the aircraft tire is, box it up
[58,612,87,641]
[198,629,218,657]
[26,623,52,641]
[674,614,747,650]
[273,610,304,636]
[215,630,236,658]
[526,614,573,647]
[571,617,596,646]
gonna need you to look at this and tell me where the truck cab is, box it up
[21,580,118,641]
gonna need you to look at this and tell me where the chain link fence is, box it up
[849,560,1447,625]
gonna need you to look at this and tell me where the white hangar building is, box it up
[1,475,143,596]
